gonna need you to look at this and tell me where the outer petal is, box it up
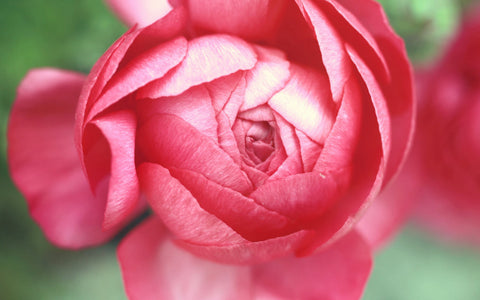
[118,217,253,300]
[8,69,120,248]
[105,0,174,27]
[188,0,288,41]
[252,230,372,300]
[90,110,140,230]
[118,218,371,300]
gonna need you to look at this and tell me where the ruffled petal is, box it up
[268,64,335,144]
[137,35,257,99]
[8,69,120,248]
[86,36,188,122]
[137,113,253,193]
[170,167,298,242]
[118,217,253,300]
[138,163,243,245]
[90,110,140,230]
[250,173,339,226]
[137,85,218,143]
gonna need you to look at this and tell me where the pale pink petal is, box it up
[137,85,218,143]
[105,0,173,27]
[216,112,242,163]
[250,172,339,226]
[170,168,298,242]
[207,72,244,115]
[118,217,253,300]
[188,0,288,41]
[253,230,372,300]
[138,163,244,245]
[238,105,275,122]
[268,64,335,144]
[86,36,188,122]
[137,35,257,99]
[296,129,323,172]
[241,46,290,111]
[90,110,140,230]
[137,113,253,194]
[8,69,120,248]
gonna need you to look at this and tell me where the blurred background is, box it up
[1,0,480,299]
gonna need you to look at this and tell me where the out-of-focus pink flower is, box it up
[404,6,480,245]
[8,0,414,299]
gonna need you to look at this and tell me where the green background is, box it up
[1,0,479,299]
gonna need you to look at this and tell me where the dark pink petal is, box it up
[170,168,298,242]
[90,110,140,230]
[76,7,187,143]
[118,217,253,300]
[137,85,218,143]
[138,163,244,245]
[137,35,257,99]
[188,0,288,41]
[330,0,414,183]
[137,114,253,194]
[8,69,120,248]
[294,0,352,102]
[86,36,188,122]
[296,129,323,172]
[178,229,313,264]
[253,230,372,300]
[299,75,383,254]
[250,172,339,225]
[268,64,335,144]
[105,0,173,27]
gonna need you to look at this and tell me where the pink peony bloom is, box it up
[8,1,414,299]
[406,6,480,245]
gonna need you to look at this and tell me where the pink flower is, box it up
[406,6,480,245]
[8,0,414,299]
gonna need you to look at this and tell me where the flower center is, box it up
[245,121,275,163]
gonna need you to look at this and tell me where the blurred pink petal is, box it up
[118,217,371,300]
[105,0,174,27]
[8,69,121,248]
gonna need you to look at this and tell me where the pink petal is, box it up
[268,64,335,144]
[118,217,253,300]
[137,113,253,194]
[253,230,372,300]
[299,75,384,255]
[238,105,275,122]
[137,35,257,99]
[105,0,174,27]
[170,168,298,242]
[188,0,288,41]
[90,110,140,230]
[76,7,187,139]
[86,36,188,122]
[241,45,291,111]
[206,71,245,115]
[250,172,339,226]
[118,222,370,300]
[356,157,420,250]
[8,69,120,248]
[137,85,218,143]
[177,229,312,264]
[328,0,415,184]
[138,163,244,245]
[296,129,323,172]
[294,0,352,102]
